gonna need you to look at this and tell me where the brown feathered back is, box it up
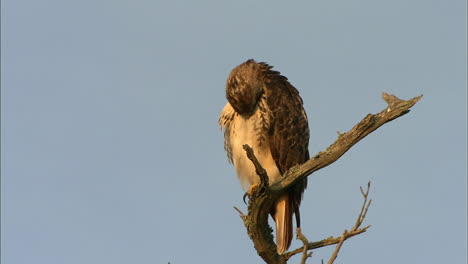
[260,61,309,228]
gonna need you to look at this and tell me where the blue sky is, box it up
[1,1,466,263]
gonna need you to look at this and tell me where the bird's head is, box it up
[226,59,263,117]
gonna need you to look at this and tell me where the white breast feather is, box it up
[220,103,281,190]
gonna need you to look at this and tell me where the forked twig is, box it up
[327,182,372,264]
[284,182,372,264]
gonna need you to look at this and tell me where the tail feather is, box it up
[273,194,293,254]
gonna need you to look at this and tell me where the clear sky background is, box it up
[1,1,466,263]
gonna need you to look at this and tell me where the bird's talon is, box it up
[243,192,249,204]
[242,183,259,204]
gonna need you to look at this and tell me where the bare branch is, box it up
[243,144,269,189]
[284,226,371,261]
[239,146,283,264]
[271,93,422,192]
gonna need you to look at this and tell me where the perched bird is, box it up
[219,59,310,254]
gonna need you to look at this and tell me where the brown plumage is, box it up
[219,59,309,254]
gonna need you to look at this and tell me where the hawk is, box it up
[219,59,310,254]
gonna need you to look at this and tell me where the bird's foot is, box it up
[243,183,259,204]
[248,183,259,195]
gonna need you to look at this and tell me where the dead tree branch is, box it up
[271,93,422,191]
[236,93,422,264]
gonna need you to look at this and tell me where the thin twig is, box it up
[234,206,246,220]
[327,231,347,264]
[296,228,313,264]
[284,226,371,260]
[327,182,373,264]
[285,182,373,262]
